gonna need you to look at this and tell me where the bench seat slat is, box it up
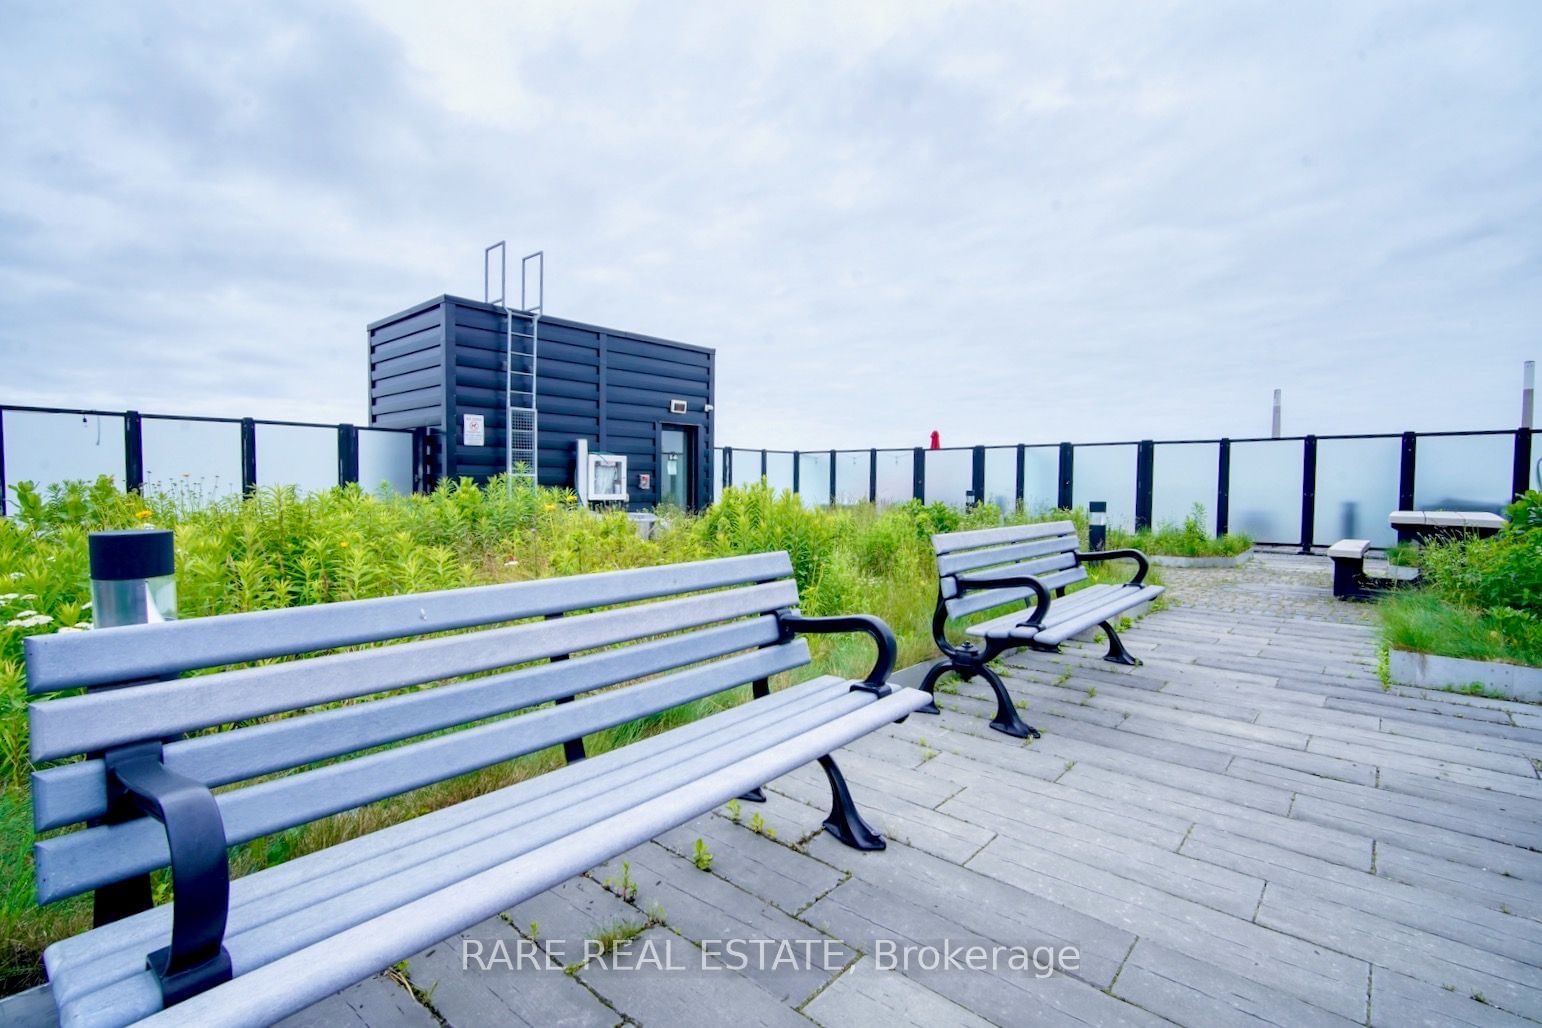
[935,534,1078,577]
[35,640,811,903]
[25,552,795,694]
[1030,585,1165,646]
[47,673,847,986]
[930,520,1076,556]
[944,566,1089,620]
[32,616,783,832]
[54,687,932,1028]
[30,579,798,762]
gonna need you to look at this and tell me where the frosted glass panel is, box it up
[924,450,972,507]
[142,418,242,504]
[2,410,126,497]
[1415,434,1515,514]
[1152,442,1218,530]
[731,450,765,488]
[834,451,869,505]
[1315,437,1399,547]
[1229,440,1302,544]
[712,449,723,504]
[1023,447,1059,513]
[255,424,337,494]
[1072,444,1137,530]
[358,429,414,496]
[765,451,794,496]
[874,450,912,505]
[983,447,1017,513]
[797,452,830,508]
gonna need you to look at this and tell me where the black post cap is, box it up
[1090,501,1107,513]
[89,529,175,581]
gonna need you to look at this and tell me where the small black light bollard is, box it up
[1089,501,1107,550]
[89,529,177,627]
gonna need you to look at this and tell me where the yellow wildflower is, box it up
[134,510,152,519]
[544,503,557,512]
[339,541,349,549]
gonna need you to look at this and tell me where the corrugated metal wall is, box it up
[367,295,715,509]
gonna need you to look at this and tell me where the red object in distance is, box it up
[929,431,940,450]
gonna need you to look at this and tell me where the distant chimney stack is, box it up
[1524,361,1535,429]
[1271,389,1282,438]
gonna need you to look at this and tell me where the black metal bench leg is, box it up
[915,657,953,715]
[1100,620,1141,666]
[737,786,767,803]
[980,665,1040,739]
[817,754,885,850]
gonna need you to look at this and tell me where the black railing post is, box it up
[723,446,733,490]
[123,410,144,494]
[337,424,359,487]
[1398,432,1417,511]
[868,449,877,504]
[240,418,257,497]
[829,449,837,507]
[1216,438,1231,536]
[411,427,428,493]
[1135,439,1154,531]
[0,408,7,518]
[1057,442,1073,510]
[970,445,986,508]
[913,447,925,501]
[760,450,767,480]
[1514,427,1533,501]
[792,451,800,496]
[1015,444,1026,513]
[1299,435,1317,553]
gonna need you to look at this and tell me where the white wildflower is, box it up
[6,613,53,628]
[0,593,17,602]
[81,601,93,609]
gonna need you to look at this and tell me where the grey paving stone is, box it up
[804,836,1136,990]
[591,843,853,1006]
[1226,758,1542,850]
[941,790,1266,919]
[1111,938,1361,1027]
[1182,825,1542,967]
[968,838,1371,1021]
[1113,716,1379,788]
[575,927,811,1028]
[505,875,638,958]
[801,956,995,1028]
[1370,965,1537,1027]
[937,771,1192,850]
[803,878,1162,1027]
[656,814,845,916]
[1290,795,1542,881]
[1257,885,1542,1020]
[277,974,438,1028]
[406,918,616,1028]
[1373,844,1542,923]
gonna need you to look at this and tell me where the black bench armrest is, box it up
[777,610,897,696]
[954,574,1054,627]
[1074,548,1151,587]
[106,747,233,1005]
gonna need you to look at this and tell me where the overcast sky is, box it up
[1,1,1538,449]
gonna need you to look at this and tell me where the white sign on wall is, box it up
[463,414,485,447]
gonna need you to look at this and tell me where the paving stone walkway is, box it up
[15,553,1535,1026]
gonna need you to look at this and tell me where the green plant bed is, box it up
[1109,503,1252,559]
[1378,592,1542,668]
[1376,491,1542,673]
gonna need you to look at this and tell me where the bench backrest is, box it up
[25,552,804,905]
[931,521,1084,619]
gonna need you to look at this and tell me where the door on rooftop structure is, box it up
[660,426,694,510]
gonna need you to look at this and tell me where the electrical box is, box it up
[575,439,628,503]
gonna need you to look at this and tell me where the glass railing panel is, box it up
[797,452,831,508]
[1314,436,1400,547]
[923,449,972,507]
[141,417,242,505]
[1414,433,1517,514]
[1228,440,1303,545]
[1152,442,1219,531]
[358,428,415,496]
[1072,444,1137,530]
[874,449,913,505]
[834,451,870,505]
[254,423,339,494]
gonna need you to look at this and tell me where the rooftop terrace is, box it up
[207,552,1539,1027]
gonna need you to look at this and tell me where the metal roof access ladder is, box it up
[485,242,543,494]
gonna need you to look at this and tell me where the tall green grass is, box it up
[1109,504,1252,558]
[1378,491,1542,670]
[0,476,1148,992]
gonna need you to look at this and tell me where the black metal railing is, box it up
[0,403,434,517]
[713,428,1538,549]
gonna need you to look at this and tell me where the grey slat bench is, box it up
[24,552,927,1028]
[916,521,1164,738]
